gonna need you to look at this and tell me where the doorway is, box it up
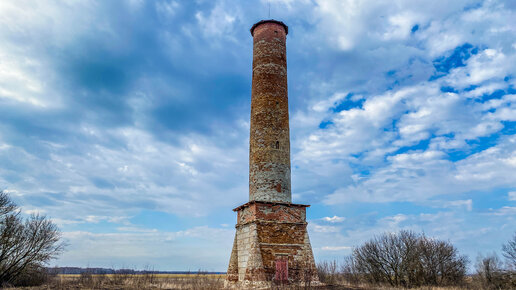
[275,256,288,283]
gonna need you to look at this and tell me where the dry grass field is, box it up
[3,269,513,289]
[3,273,488,290]
[7,273,226,290]
[57,273,225,279]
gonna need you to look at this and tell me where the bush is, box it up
[341,255,360,286]
[316,260,338,285]
[472,234,516,290]
[0,190,64,286]
[10,264,50,287]
[502,232,516,270]
[473,254,516,289]
[350,230,468,287]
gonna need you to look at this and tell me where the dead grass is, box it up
[5,273,224,289]
[4,272,505,289]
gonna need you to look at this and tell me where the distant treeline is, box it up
[47,267,225,275]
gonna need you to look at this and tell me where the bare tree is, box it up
[351,230,467,287]
[473,253,516,289]
[502,233,516,270]
[0,192,16,217]
[418,236,468,286]
[352,231,417,286]
[0,190,64,286]
[341,255,360,286]
[316,260,339,285]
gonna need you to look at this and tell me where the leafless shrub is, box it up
[111,269,132,285]
[0,192,16,217]
[502,232,516,270]
[79,270,94,286]
[10,264,50,286]
[473,253,516,289]
[417,235,468,286]
[341,255,361,286]
[133,266,156,288]
[95,272,107,286]
[470,233,516,289]
[0,190,64,287]
[317,260,339,285]
[350,230,468,288]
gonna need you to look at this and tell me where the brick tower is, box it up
[225,20,319,288]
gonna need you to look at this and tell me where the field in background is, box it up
[57,273,225,279]
[6,273,489,290]
[39,272,226,289]
[4,267,514,289]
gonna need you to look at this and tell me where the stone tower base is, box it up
[225,201,320,288]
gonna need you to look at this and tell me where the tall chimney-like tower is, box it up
[249,20,291,203]
[225,20,319,288]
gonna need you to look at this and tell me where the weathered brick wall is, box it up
[249,20,291,203]
[226,235,239,282]
[254,202,306,223]
[225,20,320,288]
[236,223,253,281]
[237,202,306,224]
[227,202,319,287]
[257,223,306,244]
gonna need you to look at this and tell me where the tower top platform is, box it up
[250,19,288,36]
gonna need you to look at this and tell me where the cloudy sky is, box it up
[1,0,515,271]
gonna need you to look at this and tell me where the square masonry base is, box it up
[225,201,320,288]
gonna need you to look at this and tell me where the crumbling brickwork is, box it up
[249,20,291,203]
[226,20,319,288]
[227,202,318,288]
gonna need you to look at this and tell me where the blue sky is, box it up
[0,0,515,271]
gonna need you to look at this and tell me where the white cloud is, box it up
[293,12,516,204]
[155,0,179,19]
[321,246,351,251]
[57,226,234,270]
[445,49,514,89]
[382,11,421,41]
[509,191,516,201]
[443,199,473,211]
[324,135,516,204]
[0,1,107,109]
[23,208,46,215]
[322,215,345,223]
[488,206,516,216]
[195,1,240,39]
[116,227,159,233]
[310,224,340,233]
[2,126,248,221]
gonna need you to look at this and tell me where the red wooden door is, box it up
[275,258,288,282]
